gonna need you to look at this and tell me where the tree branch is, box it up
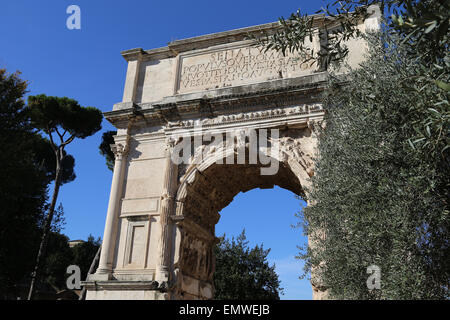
[47,128,58,153]
[55,127,65,145]
[62,134,76,147]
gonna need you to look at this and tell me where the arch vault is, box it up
[83,10,380,300]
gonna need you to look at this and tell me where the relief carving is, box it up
[278,129,316,177]
[179,231,215,282]
[165,104,319,130]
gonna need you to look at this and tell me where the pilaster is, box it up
[155,138,178,284]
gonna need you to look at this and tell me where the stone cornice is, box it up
[121,48,146,61]
[120,15,330,62]
[119,6,376,63]
[105,72,328,127]
[82,280,160,291]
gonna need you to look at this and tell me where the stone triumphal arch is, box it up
[84,8,380,300]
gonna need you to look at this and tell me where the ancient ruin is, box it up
[83,7,380,300]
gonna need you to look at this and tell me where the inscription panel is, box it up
[176,42,316,94]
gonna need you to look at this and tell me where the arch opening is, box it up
[172,147,309,299]
[215,186,309,300]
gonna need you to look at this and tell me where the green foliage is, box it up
[389,0,449,64]
[251,2,370,70]
[40,233,101,291]
[48,204,66,233]
[386,0,450,156]
[0,69,77,298]
[71,235,101,281]
[257,0,449,154]
[250,9,317,62]
[0,71,101,299]
[40,232,73,290]
[99,130,117,171]
[255,1,449,70]
[27,94,102,140]
[258,0,449,299]
[30,135,76,185]
[0,69,47,298]
[214,230,283,300]
[26,93,102,300]
[297,32,449,299]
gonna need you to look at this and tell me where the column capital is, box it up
[165,136,179,150]
[110,143,128,161]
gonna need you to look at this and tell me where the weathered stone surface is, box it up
[177,44,316,94]
[86,10,378,300]
[199,282,214,300]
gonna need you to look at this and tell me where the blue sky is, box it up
[0,0,321,299]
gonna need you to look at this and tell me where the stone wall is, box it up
[84,8,379,300]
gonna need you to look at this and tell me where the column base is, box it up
[87,271,113,281]
[312,284,329,300]
[175,274,214,300]
[82,280,169,300]
[155,266,169,283]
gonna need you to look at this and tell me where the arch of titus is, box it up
[84,7,380,300]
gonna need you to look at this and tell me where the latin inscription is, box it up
[178,46,314,93]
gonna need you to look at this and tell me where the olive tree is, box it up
[255,0,449,155]
[257,0,449,299]
[296,31,449,299]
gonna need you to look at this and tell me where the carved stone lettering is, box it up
[177,46,315,93]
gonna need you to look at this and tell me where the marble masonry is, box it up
[83,6,380,300]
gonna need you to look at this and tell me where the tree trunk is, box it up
[79,244,102,300]
[27,149,63,300]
